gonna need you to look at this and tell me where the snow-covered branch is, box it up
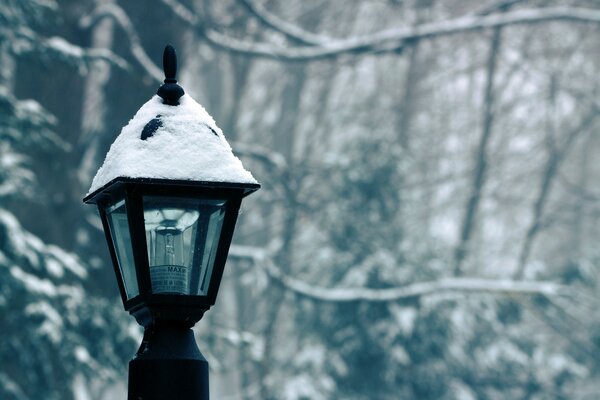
[80,4,162,82]
[229,245,570,302]
[272,273,569,302]
[159,0,199,25]
[90,2,600,63]
[238,0,526,47]
[44,36,128,70]
[163,4,600,61]
[237,0,329,45]
[14,29,128,71]
[230,141,288,173]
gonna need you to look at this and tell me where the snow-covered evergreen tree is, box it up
[0,1,136,398]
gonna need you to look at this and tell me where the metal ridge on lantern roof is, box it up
[84,177,260,204]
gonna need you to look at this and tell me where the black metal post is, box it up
[128,323,209,399]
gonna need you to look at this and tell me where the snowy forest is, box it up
[2,0,600,399]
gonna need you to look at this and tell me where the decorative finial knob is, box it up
[157,44,184,105]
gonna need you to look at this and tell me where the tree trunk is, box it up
[0,38,16,90]
[78,0,115,187]
[258,64,306,400]
[453,24,503,276]
[515,106,597,278]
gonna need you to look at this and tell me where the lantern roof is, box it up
[87,47,257,197]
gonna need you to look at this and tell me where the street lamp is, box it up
[83,45,259,399]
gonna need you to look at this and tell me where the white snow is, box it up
[72,374,92,400]
[10,267,58,297]
[45,258,64,278]
[88,94,257,195]
[74,346,92,364]
[25,301,63,343]
[46,244,88,278]
[47,36,84,58]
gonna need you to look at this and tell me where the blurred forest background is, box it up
[2,0,600,399]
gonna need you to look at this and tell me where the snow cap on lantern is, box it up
[87,46,256,196]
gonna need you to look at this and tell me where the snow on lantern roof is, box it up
[87,46,257,196]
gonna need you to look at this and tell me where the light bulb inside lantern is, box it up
[145,207,199,294]
[156,225,188,265]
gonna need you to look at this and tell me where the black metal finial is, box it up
[157,44,184,106]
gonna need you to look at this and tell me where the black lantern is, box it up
[83,45,259,399]
[84,178,258,325]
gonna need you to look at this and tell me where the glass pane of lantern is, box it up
[143,197,226,295]
[105,200,139,299]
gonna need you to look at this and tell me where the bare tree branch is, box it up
[515,106,598,278]
[520,298,600,360]
[237,0,329,45]
[230,141,288,173]
[229,245,570,302]
[80,4,162,82]
[472,0,528,16]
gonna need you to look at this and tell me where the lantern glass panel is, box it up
[143,197,226,295]
[105,199,140,299]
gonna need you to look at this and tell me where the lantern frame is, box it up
[84,177,259,327]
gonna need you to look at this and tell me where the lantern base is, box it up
[131,304,206,329]
[128,323,209,399]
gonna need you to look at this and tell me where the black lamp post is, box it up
[83,45,259,399]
